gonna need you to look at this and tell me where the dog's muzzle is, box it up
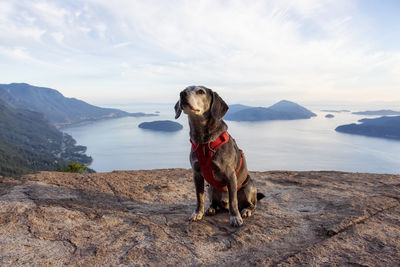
[180,92,199,112]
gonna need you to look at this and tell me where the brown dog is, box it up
[175,85,264,227]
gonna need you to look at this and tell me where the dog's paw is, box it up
[240,208,252,218]
[230,215,243,227]
[205,207,216,216]
[189,211,204,221]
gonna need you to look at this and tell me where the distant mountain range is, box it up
[321,109,350,113]
[0,83,157,128]
[225,100,316,121]
[352,110,400,116]
[0,98,92,177]
[335,116,400,140]
[226,104,252,114]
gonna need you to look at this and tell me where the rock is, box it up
[0,170,399,266]
[325,114,334,118]
[138,120,183,132]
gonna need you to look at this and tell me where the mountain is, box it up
[0,83,157,127]
[226,104,252,116]
[225,107,283,121]
[225,100,316,122]
[138,120,183,132]
[0,98,92,177]
[352,110,400,116]
[335,116,400,140]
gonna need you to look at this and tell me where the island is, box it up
[335,116,400,140]
[225,100,316,122]
[139,120,183,132]
[321,109,350,113]
[227,104,253,114]
[352,110,400,116]
[325,114,335,118]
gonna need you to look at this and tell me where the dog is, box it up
[175,85,264,227]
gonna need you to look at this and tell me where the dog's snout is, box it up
[180,91,187,99]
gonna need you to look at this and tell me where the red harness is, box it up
[190,132,244,192]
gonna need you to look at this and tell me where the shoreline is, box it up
[56,112,159,129]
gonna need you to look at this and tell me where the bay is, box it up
[63,103,400,174]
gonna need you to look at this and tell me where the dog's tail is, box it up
[257,192,265,201]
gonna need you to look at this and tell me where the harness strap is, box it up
[190,132,245,192]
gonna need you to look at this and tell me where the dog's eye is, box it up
[197,90,205,95]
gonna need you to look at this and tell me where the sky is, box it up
[0,0,399,106]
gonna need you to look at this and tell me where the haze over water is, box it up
[64,103,400,174]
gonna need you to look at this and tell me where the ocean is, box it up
[63,103,400,174]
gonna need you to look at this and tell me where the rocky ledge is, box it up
[0,169,399,266]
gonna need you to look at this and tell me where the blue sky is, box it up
[0,0,399,105]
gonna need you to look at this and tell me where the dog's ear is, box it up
[174,100,182,119]
[210,91,229,120]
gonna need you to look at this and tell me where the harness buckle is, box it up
[208,143,216,153]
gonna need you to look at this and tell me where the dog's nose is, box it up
[180,91,187,99]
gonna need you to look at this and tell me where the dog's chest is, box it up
[190,150,225,182]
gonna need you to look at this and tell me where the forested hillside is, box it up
[0,98,92,177]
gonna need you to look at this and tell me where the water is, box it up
[63,103,400,174]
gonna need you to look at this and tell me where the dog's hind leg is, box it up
[240,206,254,218]
[206,186,228,216]
[238,178,258,218]
[205,202,218,216]
[240,194,256,218]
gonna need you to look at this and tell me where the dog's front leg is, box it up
[227,174,243,227]
[190,173,205,221]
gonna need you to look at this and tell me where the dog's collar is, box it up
[190,131,229,153]
[190,131,244,192]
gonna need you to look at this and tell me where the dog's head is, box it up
[174,86,228,120]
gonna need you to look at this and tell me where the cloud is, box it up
[0,0,399,103]
[113,42,131,49]
[0,46,33,61]
[51,32,65,44]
